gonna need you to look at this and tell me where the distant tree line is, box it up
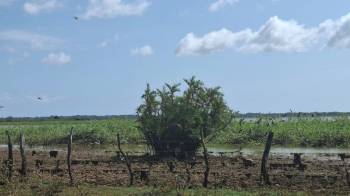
[0,112,350,122]
[236,112,350,119]
[0,115,136,122]
[1,112,349,122]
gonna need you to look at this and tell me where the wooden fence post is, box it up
[19,131,27,177]
[67,127,73,185]
[200,129,210,188]
[6,131,13,180]
[339,154,350,187]
[260,131,273,185]
[117,133,133,186]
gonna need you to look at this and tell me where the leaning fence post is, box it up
[6,131,13,180]
[67,127,73,185]
[117,133,133,186]
[260,131,273,185]
[200,129,210,188]
[339,153,350,187]
[19,131,27,177]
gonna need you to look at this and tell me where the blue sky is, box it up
[1,0,350,117]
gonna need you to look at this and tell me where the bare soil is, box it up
[1,147,350,194]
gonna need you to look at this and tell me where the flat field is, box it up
[0,146,349,195]
[1,117,350,147]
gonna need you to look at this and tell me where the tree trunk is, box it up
[19,132,27,177]
[67,127,73,185]
[117,133,133,186]
[260,131,273,185]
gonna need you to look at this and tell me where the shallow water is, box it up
[0,143,348,157]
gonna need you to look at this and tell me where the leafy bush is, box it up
[137,77,233,159]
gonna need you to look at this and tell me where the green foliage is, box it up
[1,115,350,148]
[215,116,350,147]
[0,118,142,146]
[137,77,233,158]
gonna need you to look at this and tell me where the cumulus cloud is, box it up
[0,30,62,50]
[176,16,317,56]
[23,0,61,15]
[319,13,350,49]
[176,28,251,56]
[240,16,318,53]
[209,0,238,12]
[131,45,154,56]
[176,13,350,56]
[82,0,150,19]
[41,52,71,65]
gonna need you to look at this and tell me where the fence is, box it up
[1,129,350,189]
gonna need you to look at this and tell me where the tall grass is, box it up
[215,117,350,147]
[0,118,142,146]
[1,117,350,147]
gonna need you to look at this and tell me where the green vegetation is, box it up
[0,180,316,196]
[137,77,233,158]
[1,116,350,147]
[216,117,350,147]
[0,118,142,146]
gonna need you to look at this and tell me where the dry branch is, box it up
[117,133,133,186]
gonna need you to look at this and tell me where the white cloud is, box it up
[241,16,318,53]
[82,0,150,20]
[0,30,62,50]
[41,52,71,65]
[176,16,320,56]
[131,45,154,56]
[209,0,238,12]
[23,0,61,15]
[176,28,251,56]
[319,13,350,49]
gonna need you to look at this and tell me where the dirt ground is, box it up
[1,147,350,194]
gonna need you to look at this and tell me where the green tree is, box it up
[137,77,233,159]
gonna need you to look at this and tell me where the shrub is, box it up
[137,77,233,159]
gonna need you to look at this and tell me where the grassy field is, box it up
[0,180,317,196]
[0,118,142,146]
[1,117,350,147]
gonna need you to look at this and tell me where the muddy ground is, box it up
[0,147,350,193]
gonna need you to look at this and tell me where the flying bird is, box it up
[37,97,42,100]
[74,16,79,20]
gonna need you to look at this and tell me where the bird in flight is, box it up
[37,97,42,100]
[74,16,79,20]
